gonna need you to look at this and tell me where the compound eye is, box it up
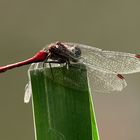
[71,47,81,58]
[74,47,81,57]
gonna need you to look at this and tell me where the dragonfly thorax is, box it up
[48,42,81,63]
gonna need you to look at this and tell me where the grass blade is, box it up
[29,64,100,140]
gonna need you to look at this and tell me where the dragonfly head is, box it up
[70,46,81,62]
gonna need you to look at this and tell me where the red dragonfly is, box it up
[0,42,140,103]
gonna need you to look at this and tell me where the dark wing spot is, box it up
[117,74,125,80]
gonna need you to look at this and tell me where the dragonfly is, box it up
[0,41,140,103]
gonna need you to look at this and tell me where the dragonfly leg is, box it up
[42,62,45,68]
[65,60,70,69]
[45,60,62,64]
[45,59,66,64]
[48,60,71,69]
[42,53,50,68]
[45,60,66,80]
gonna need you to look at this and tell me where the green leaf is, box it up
[29,64,100,140]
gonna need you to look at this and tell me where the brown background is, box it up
[0,0,140,140]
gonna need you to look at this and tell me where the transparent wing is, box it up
[32,63,127,93]
[87,67,127,93]
[64,42,140,74]
[24,81,32,103]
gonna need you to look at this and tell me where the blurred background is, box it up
[0,0,140,139]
